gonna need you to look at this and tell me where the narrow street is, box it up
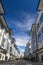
[0,60,43,65]
[0,0,43,64]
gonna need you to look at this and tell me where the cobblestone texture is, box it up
[0,60,43,65]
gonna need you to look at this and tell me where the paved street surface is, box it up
[0,60,43,65]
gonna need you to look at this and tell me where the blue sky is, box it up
[2,0,39,55]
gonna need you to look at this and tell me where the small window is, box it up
[7,43,9,49]
[38,32,42,44]
[42,28,43,41]
[41,55,43,61]
[39,14,43,25]
[10,47,12,52]
[1,38,5,47]
[0,23,2,29]
[0,54,1,58]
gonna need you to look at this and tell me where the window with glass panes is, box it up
[0,23,2,37]
[7,42,9,49]
[38,32,42,44]
[39,14,43,25]
[41,27,43,41]
[10,47,12,52]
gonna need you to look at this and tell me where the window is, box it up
[41,55,43,61]
[1,38,5,47]
[38,32,42,44]
[39,14,43,25]
[0,23,2,37]
[7,43,9,49]
[41,28,43,41]
[0,54,1,58]
[0,32,1,37]
[10,47,12,52]
[37,23,40,30]
[0,23,2,29]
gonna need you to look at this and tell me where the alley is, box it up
[0,60,43,65]
[0,0,43,63]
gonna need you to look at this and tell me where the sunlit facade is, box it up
[0,15,12,60]
[0,1,19,60]
[0,1,8,60]
[9,38,20,60]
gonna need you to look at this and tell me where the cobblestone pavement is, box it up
[0,60,43,65]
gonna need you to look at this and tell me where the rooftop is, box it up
[38,0,43,11]
[0,1,4,15]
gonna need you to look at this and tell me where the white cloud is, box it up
[15,37,28,47]
[15,32,31,55]
[11,12,37,55]
[12,13,36,31]
[12,31,30,47]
